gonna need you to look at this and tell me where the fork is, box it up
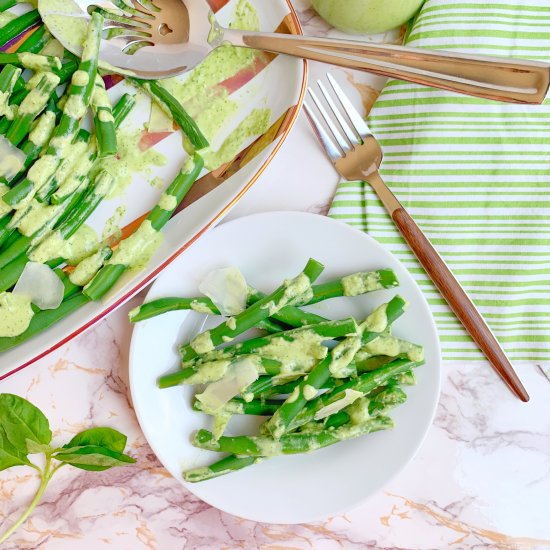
[305,74,529,402]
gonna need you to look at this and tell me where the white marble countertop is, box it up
[1,2,550,549]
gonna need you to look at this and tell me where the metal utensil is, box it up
[304,73,530,402]
[40,0,550,103]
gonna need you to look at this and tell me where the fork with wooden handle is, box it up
[304,73,529,402]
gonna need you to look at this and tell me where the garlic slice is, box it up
[13,262,64,310]
[196,357,259,414]
[314,389,364,421]
[198,266,248,316]
[0,135,26,182]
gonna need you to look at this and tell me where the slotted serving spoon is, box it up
[40,0,550,103]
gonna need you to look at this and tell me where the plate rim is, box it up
[0,1,308,380]
[128,210,442,524]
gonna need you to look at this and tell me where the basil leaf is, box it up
[25,439,53,455]
[53,445,135,472]
[0,426,30,471]
[65,427,128,453]
[0,394,52,452]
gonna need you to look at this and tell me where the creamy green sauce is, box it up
[102,205,126,241]
[157,193,177,212]
[39,0,88,54]
[362,334,424,362]
[98,128,166,198]
[52,140,89,187]
[261,272,313,316]
[29,224,99,264]
[19,52,61,72]
[259,331,327,375]
[29,111,56,147]
[0,90,13,119]
[73,70,89,87]
[190,300,215,314]
[24,152,62,199]
[55,142,96,200]
[0,292,34,337]
[225,316,237,330]
[98,110,114,123]
[394,370,417,386]
[149,176,164,189]
[302,384,318,401]
[328,335,361,378]
[63,94,86,119]
[184,359,231,385]
[362,303,390,334]
[16,200,61,237]
[107,219,162,269]
[19,74,60,116]
[346,397,371,425]
[69,247,110,286]
[342,272,382,297]
[255,438,283,457]
[190,330,215,355]
[203,108,270,170]
[286,386,300,404]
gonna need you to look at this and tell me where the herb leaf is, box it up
[0,394,52,452]
[0,426,30,471]
[53,445,136,471]
[25,440,53,455]
[65,427,128,453]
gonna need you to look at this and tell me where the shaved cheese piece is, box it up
[196,357,259,414]
[13,262,64,310]
[314,389,364,421]
[148,102,174,133]
[0,135,26,182]
[198,266,248,316]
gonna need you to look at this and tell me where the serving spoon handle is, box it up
[221,28,549,104]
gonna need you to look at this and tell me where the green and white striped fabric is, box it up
[329,0,550,362]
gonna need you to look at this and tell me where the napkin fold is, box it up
[329,0,550,362]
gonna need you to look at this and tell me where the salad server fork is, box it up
[304,73,529,402]
[39,0,550,103]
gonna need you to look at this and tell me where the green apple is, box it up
[311,0,424,34]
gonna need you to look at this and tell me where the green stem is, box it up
[15,24,50,54]
[0,456,53,545]
[0,10,41,49]
[131,79,208,150]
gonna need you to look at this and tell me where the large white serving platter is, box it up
[0,0,306,378]
[129,211,441,524]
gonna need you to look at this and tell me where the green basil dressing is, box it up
[0,292,34,338]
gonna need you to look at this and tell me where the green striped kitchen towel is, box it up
[329,0,550,362]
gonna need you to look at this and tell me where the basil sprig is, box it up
[0,393,135,543]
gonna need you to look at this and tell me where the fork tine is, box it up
[327,73,371,140]
[303,101,342,162]
[317,81,360,146]
[308,87,350,154]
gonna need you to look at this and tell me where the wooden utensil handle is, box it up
[391,206,529,401]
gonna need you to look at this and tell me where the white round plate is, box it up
[129,211,441,524]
